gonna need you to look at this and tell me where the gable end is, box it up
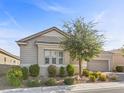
[16,27,69,43]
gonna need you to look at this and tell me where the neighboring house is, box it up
[88,49,124,72]
[0,48,20,65]
[111,49,124,69]
[87,51,113,72]
[16,27,124,76]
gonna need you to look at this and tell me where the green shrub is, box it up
[82,69,93,77]
[89,75,96,82]
[27,80,41,87]
[29,64,40,77]
[116,66,123,72]
[92,71,101,78]
[66,64,74,76]
[48,65,57,77]
[21,67,28,80]
[99,74,107,81]
[7,66,23,87]
[89,71,93,76]
[45,78,57,86]
[59,66,65,77]
[64,77,74,85]
[110,75,117,81]
[82,69,89,77]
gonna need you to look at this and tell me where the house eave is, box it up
[16,42,27,45]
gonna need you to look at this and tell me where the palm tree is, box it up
[61,18,104,77]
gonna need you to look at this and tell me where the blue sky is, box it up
[0,0,124,56]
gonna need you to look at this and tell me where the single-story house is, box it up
[111,49,124,70]
[0,48,20,65]
[87,51,113,72]
[16,27,124,76]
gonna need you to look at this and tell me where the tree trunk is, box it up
[79,59,82,77]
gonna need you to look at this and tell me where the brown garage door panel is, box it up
[87,60,109,72]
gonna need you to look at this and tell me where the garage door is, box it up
[87,60,109,72]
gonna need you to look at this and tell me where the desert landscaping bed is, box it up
[0,75,118,90]
[0,64,118,90]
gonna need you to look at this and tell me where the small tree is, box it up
[61,17,104,77]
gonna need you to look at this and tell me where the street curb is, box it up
[70,86,124,93]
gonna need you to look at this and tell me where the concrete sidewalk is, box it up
[70,82,124,92]
[1,82,124,93]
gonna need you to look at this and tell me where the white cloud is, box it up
[20,0,74,14]
[94,9,124,50]
[3,11,22,28]
[44,4,72,14]
[94,11,105,23]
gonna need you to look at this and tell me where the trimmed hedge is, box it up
[64,77,74,85]
[59,66,65,77]
[45,78,57,86]
[48,65,57,77]
[29,64,40,77]
[21,67,28,80]
[116,66,123,72]
[27,80,41,87]
[66,64,74,76]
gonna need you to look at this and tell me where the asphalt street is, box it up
[72,87,124,93]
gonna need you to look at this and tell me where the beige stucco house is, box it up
[111,49,124,69]
[16,27,124,76]
[0,48,20,65]
[87,51,113,72]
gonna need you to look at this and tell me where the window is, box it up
[45,50,50,64]
[45,58,49,64]
[59,52,63,64]
[44,50,64,64]
[59,58,63,64]
[52,58,56,64]
[13,60,16,63]
[4,57,6,63]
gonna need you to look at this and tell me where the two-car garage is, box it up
[87,60,110,72]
